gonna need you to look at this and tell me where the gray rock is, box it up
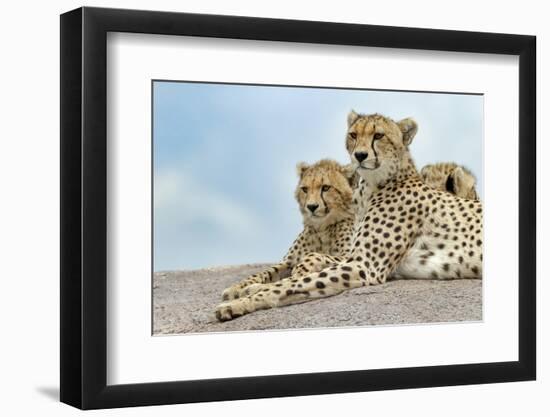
[153,264,482,334]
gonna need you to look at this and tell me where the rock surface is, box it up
[153,263,482,335]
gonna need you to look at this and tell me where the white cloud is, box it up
[154,169,265,236]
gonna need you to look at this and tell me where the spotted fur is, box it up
[216,112,483,321]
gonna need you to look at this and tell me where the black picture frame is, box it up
[60,6,536,410]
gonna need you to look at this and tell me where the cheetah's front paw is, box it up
[215,299,254,322]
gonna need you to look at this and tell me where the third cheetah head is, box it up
[421,162,479,200]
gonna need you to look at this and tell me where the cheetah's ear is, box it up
[347,110,360,127]
[296,162,310,178]
[452,167,476,194]
[397,118,418,146]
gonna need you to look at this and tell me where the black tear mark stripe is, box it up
[320,191,328,214]
[371,136,379,164]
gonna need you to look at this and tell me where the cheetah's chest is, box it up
[317,229,342,254]
[315,231,333,253]
[305,221,352,257]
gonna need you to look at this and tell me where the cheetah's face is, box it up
[345,112,417,181]
[295,160,354,226]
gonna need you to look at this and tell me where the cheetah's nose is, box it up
[355,152,368,163]
[307,204,319,213]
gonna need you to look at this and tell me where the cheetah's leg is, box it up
[215,261,376,321]
[221,229,315,300]
[290,252,344,279]
[239,253,344,302]
[221,262,292,301]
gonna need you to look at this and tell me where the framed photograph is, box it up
[60,6,536,409]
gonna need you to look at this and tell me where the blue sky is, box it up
[153,81,483,272]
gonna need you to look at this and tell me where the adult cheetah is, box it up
[221,159,356,301]
[215,112,483,321]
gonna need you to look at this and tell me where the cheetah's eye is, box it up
[321,185,331,192]
[373,133,384,140]
[301,186,308,193]
[349,132,357,139]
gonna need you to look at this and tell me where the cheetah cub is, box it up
[421,162,479,200]
[216,112,482,321]
[220,159,356,301]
